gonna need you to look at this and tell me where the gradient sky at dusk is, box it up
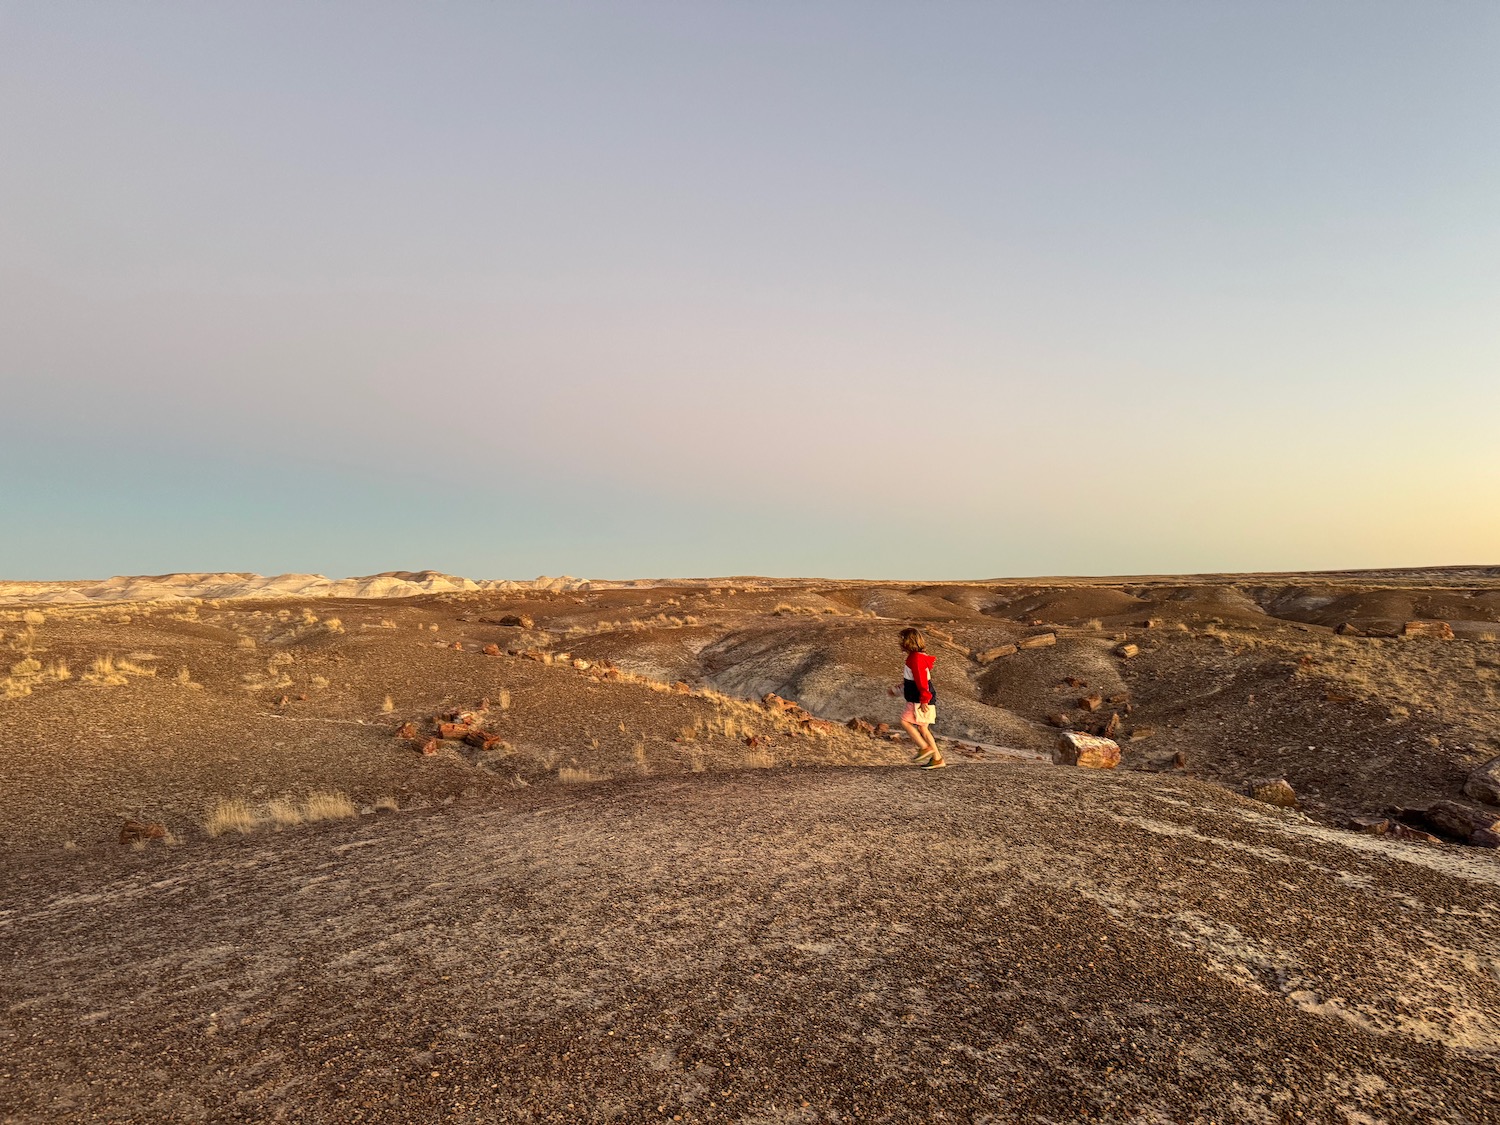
[3,2,1497,580]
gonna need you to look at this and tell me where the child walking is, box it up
[899,627,946,769]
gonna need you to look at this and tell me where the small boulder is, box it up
[119,820,167,845]
[417,738,441,756]
[395,721,417,740]
[1079,693,1103,713]
[437,721,472,740]
[1018,633,1056,650]
[1129,726,1155,742]
[1422,801,1500,847]
[976,644,1018,662]
[1054,731,1120,769]
[1462,757,1500,806]
[1172,749,1187,768]
[1334,622,1364,636]
[482,643,501,657]
[1247,778,1298,808]
[498,615,535,629]
[846,717,876,736]
[1114,643,1140,659]
[1046,712,1071,728]
[1402,620,1455,640]
[1104,712,1121,738]
[1063,676,1087,689]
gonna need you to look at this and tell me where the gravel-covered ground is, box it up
[4,762,1498,1124]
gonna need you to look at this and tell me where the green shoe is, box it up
[921,758,948,770]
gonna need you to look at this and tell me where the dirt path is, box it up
[3,763,1498,1123]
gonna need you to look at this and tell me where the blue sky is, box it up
[2,2,1497,580]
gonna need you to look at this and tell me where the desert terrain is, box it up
[3,568,1499,1122]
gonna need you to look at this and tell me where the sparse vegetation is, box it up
[204,798,258,837]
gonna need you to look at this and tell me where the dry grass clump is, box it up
[372,795,400,813]
[204,798,258,837]
[205,790,357,835]
[21,609,45,625]
[381,694,395,712]
[558,766,605,784]
[237,636,258,649]
[264,797,305,828]
[302,790,356,822]
[80,654,156,687]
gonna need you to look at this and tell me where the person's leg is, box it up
[901,718,932,756]
[918,723,943,763]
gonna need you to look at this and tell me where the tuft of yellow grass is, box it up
[21,609,44,625]
[558,766,604,784]
[204,798,258,837]
[9,657,42,677]
[44,660,70,682]
[302,790,356,822]
[497,688,511,711]
[237,636,258,649]
[264,798,305,828]
[381,694,395,713]
[372,795,399,813]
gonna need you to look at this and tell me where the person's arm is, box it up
[913,654,933,705]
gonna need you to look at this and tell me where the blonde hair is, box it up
[899,627,925,653]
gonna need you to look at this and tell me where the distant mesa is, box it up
[0,571,594,606]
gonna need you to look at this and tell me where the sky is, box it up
[2,1,1497,581]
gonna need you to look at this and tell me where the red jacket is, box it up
[903,651,936,705]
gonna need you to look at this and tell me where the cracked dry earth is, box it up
[4,763,1499,1124]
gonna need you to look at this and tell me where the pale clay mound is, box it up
[0,572,594,605]
[2,766,1497,1123]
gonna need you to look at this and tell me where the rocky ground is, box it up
[3,766,1498,1123]
[2,571,1499,1121]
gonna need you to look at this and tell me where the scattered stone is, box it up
[1463,757,1500,806]
[395,721,417,740]
[482,643,501,656]
[437,722,472,740]
[1402,620,1455,640]
[1246,778,1297,808]
[874,722,890,736]
[449,641,463,651]
[519,650,547,663]
[1129,726,1155,742]
[976,644,1017,662]
[846,718,876,735]
[1079,693,1103,713]
[497,615,535,629]
[1324,690,1355,703]
[1104,712,1121,737]
[1018,633,1056,650]
[672,681,692,694]
[1063,676,1087,689]
[417,738,441,756]
[1054,731,1120,769]
[572,658,591,671]
[1106,693,1129,704]
[1046,713,1071,728]
[119,820,166,845]
[1421,801,1500,847]
[1114,643,1139,659]
[1172,750,1187,768]
[1334,622,1363,636]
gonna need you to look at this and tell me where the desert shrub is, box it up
[10,657,42,677]
[372,795,399,812]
